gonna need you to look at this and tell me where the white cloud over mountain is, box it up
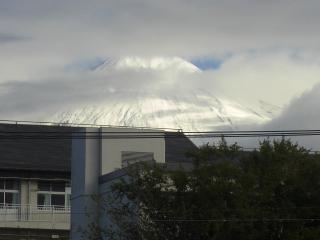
[1,1,320,148]
[232,84,320,151]
[265,84,320,131]
[0,55,319,132]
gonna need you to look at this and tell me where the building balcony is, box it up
[0,204,70,230]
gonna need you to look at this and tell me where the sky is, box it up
[1,0,320,148]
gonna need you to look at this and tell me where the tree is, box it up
[88,138,320,240]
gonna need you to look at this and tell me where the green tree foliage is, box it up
[95,138,320,240]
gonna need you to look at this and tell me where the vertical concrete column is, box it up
[19,180,29,221]
[20,180,29,206]
[29,180,38,208]
[71,127,101,240]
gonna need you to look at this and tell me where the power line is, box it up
[0,233,68,239]
[1,130,320,139]
[0,212,319,224]
[0,119,182,131]
[2,205,320,215]
[1,129,320,133]
[151,218,320,223]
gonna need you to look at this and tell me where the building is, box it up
[0,121,196,240]
[0,122,75,240]
[71,127,197,240]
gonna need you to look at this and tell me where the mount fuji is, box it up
[50,57,281,131]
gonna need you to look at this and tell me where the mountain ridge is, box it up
[49,57,282,131]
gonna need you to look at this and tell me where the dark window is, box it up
[38,181,51,191]
[0,179,20,205]
[37,181,70,208]
[0,192,4,205]
[37,194,44,205]
[0,180,4,189]
[52,182,65,192]
[38,181,66,192]
[6,193,13,204]
[5,180,19,190]
[51,194,65,207]
[37,193,50,206]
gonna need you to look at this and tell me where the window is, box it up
[0,179,20,205]
[37,181,70,209]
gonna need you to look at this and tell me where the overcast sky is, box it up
[1,0,320,148]
[2,0,320,77]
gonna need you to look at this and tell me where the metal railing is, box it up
[0,204,70,223]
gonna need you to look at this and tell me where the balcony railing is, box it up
[0,204,70,223]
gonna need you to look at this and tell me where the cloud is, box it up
[1,0,320,77]
[264,84,320,131]
[1,1,320,81]
[0,33,28,43]
[262,84,320,151]
[207,50,320,106]
[0,52,320,123]
[225,84,320,151]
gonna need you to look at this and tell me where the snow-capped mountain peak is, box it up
[94,56,201,73]
[49,57,282,132]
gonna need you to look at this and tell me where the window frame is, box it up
[37,181,71,209]
[0,179,20,206]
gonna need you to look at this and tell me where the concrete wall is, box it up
[100,127,165,175]
[71,128,100,240]
[71,127,166,240]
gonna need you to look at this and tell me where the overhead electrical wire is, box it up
[1,129,320,139]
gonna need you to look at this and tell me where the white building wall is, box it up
[100,127,165,175]
[71,127,166,240]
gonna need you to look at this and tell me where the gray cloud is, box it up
[1,0,320,58]
[264,84,320,130]
[1,1,320,82]
[261,84,320,151]
[229,84,320,151]
[0,33,28,43]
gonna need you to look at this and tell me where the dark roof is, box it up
[0,169,70,180]
[165,132,198,163]
[99,168,128,184]
[0,123,78,173]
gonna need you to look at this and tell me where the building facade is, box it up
[0,122,196,240]
[0,123,74,240]
[71,127,196,240]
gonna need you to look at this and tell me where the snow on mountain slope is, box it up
[50,57,281,131]
[51,91,280,131]
[95,57,201,73]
